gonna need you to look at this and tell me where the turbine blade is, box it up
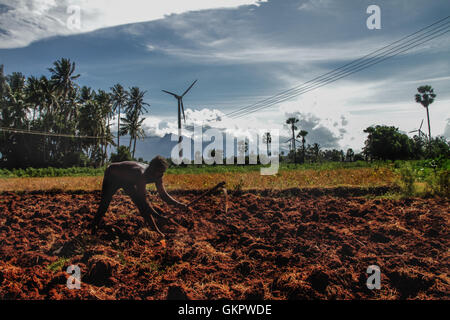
[419,119,424,130]
[182,80,198,97]
[162,90,178,98]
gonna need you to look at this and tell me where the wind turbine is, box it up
[162,80,198,158]
[409,119,427,139]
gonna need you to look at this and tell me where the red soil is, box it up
[0,190,448,300]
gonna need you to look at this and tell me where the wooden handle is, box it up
[188,181,226,206]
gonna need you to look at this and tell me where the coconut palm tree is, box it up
[124,87,149,155]
[96,89,113,164]
[111,84,128,151]
[25,76,41,123]
[120,111,146,158]
[415,85,436,146]
[286,117,299,162]
[297,130,308,163]
[39,76,58,113]
[263,132,272,156]
[48,58,80,101]
[6,72,28,128]
[312,143,320,162]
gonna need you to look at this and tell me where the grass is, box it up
[46,257,70,272]
[0,160,447,197]
[0,167,397,192]
[0,166,105,178]
[0,161,378,178]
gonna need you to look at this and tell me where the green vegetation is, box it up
[393,157,450,197]
[0,160,377,177]
[1,159,447,177]
[0,60,148,169]
[0,166,105,178]
[46,257,69,272]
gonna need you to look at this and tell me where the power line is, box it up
[0,127,108,139]
[228,18,450,119]
[230,25,450,119]
[222,16,450,120]
[225,16,450,118]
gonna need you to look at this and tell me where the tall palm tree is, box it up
[126,87,149,117]
[6,72,27,128]
[111,84,128,151]
[415,85,436,146]
[96,90,113,164]
[48,58,80,133]
[79,86,95,104]
[263,132,272,156]
[25,76,41,123]
[286,117,299,163]
[48,58,80,101]
[312,143,320,162]
[120,111,146,158]
[38,76,59,120]
[124,87,149,155]
[297,130,308,163]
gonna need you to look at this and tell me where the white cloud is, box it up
[0,0,265,48]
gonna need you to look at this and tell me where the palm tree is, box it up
[48,58,80,101]
[415,85,436,146]
[39,76,59,116]
[286,117,299,163]
[263,132,272,156]
[96,90,113,164]
[120,111,146,158]
[297,130,308,163]
[312,143,320,162]
[126,87,149,117]
[124,87,149,155]
[79,86,95,104]
[48,58,80,133]
[111,84,128,150]
[6,72,28,128]
[25,76,41,123]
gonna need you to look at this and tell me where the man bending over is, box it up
[91,156,186,237]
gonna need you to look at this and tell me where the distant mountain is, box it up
[116,134,179,161]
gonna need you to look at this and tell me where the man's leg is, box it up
[92,178,118,234]
[125,186,166,237]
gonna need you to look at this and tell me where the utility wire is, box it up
[230,25,450,119]
[228,19,450,118]
[226,16,450,117]
[223,16,450,120]
[0,127,108,139]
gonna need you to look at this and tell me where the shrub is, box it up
[398,164,415,196]
[110,146,133,163]
[426,169,449,198]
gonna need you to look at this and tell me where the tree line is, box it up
[1,59,448,169]
[280,123,448,164]
[280,85,448,164]
[0,59,147,168]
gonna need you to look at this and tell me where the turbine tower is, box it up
[162,80,198,158]
[409,119,427,139]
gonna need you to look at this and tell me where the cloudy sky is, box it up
[0,0,449,156]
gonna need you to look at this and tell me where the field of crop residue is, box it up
[0,188,448,300]
[0,167,397,192]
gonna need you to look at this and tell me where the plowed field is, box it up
[0,189,448,300]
